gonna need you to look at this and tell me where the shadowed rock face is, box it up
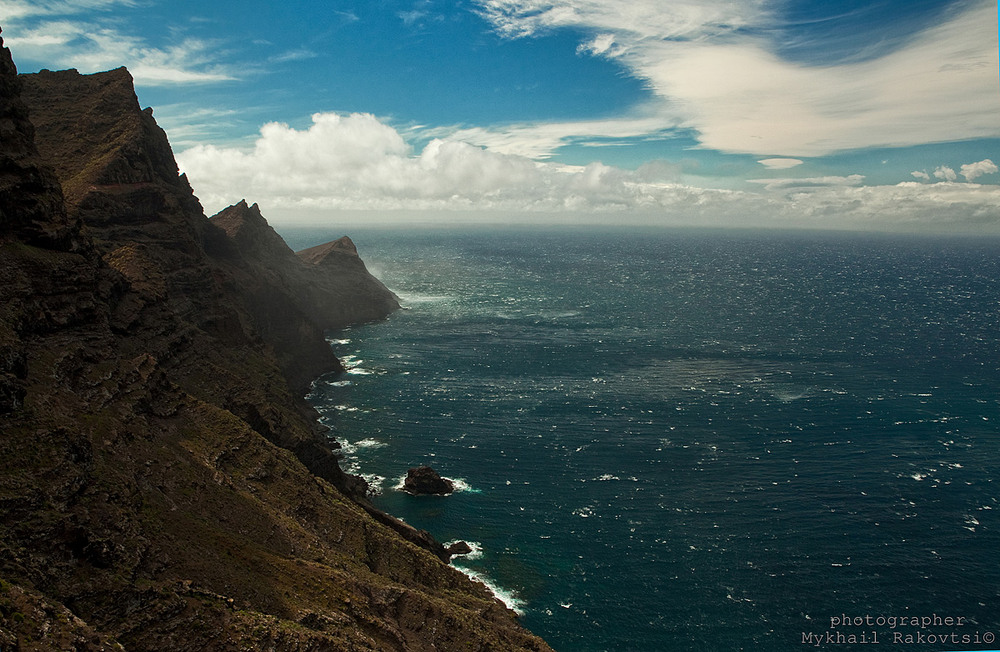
[207,200,400,389]
[0,34,551,652]
[210,199,296,261]
[0,30,79,250]
[18,65,349,485]
[295,235,401,329]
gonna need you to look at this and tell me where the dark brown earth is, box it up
[0,29,551,651]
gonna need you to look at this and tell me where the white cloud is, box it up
[476,0,770,41]
[960,158,998,181]
[270,47,319,64]
[747,175,865,192]
[0,0,136,20]
[178,112,679,213]
[782,182,1000,230]
[758,158,803,170]
[421,108,678,160]
[151,104,244,149]
[577,33,620,56]
[934,165,958,182]
[177,110,1000,232]
[3,9,235,85]
[398,10,427,26]
[472,0,1000,157]
[913,160,998,183]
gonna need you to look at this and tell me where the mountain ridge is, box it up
[0,29,551,651]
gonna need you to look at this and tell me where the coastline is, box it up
[0,36,553,651]
[284,225,1000,651]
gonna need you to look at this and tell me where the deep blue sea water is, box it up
[282,226,1000,651]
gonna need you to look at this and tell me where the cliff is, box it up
[0,30,550,652]
[209,199,401,329]
[17,64,354,496]
[207,200,400,393]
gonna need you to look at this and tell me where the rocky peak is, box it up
[0,28,79,248]
[0,28,35,159]
[209,199,296,261]
[19,66,184,208]
[297,236,361,265]
[206,200,400,332]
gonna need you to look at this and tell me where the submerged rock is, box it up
[404,466,455,495]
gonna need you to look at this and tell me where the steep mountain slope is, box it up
[208,199,400,394]
[0,31,551,651]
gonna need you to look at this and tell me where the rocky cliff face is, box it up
[296,235,401,329]
[18,64,355,497]
[210,199,401,332]
[0,31,550,652]
[207,199,400,395]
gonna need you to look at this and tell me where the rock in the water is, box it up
[404,466,455,495]
[446,541,473,556]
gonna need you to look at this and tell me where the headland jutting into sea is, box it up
[0,29,551,650]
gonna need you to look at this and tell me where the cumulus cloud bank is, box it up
[177,112,725,214]
[177,111,1000,231]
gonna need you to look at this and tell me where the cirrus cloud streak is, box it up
[469,0,999,158]
[1,1,235,85]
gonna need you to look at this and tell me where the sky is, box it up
[2,0,999,231]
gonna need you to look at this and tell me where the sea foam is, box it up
[449,559,525,615]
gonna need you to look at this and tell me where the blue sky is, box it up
[2,0,999,230]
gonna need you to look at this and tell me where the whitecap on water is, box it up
[336,437,386,457]
[529,309,581,321]
[339,355,380,376]
[335,438,358,456]
[771,387,811,402]
[326,379,352,387]
[395,292,454,306]
[449,561,525,615]
[449,477,481,493]
[361,473,386,496]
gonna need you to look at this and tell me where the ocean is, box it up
[281,226,1000,651]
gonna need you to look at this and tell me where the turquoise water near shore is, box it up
[284,226,1000,651]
